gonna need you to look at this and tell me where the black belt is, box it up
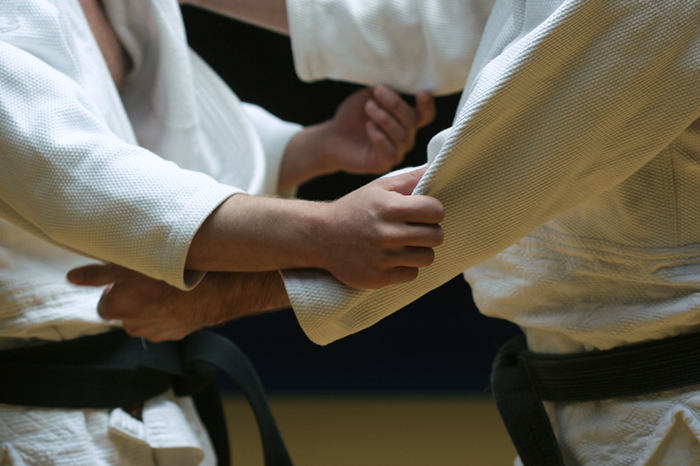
[491,332,700,466]
[0,330,292,466]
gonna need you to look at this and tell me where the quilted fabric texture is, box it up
[0,0,301,463]
[0,0,301,341]
[284,0,700,463]
[285,0,700,364]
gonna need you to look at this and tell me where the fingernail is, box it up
[377,86,391,100]
[366,99,380,116]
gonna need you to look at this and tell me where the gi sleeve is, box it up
[287,0,490,95]
[283,0,700,345]
[241,103,302,197]
[0,40,240,290]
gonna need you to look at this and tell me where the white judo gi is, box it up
[282,0,700,464]
[0,0,301,464]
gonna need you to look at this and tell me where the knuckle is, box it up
[97,306,112,319]
[436,227,445,244]
[418,198,445,223]
[374,109,393,126]
[98,298,122,320]
[370,198,393,219]
[375,85,397,104]
[386,196,410,215]
[366,249,392,271]
[420,248,436,266]
[387,101,407,120]
[375,227,401,249]
[354,269,385,290]
[122,324,141,338]
[419,225,444,247]
[396,267,419,283]
[97,300,116,319]
[433,201,446,221]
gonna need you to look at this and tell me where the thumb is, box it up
[376,165,428,195]
[67,263,121,287]
[415,91,436,127]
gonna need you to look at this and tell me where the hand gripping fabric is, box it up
[0,329,293,466]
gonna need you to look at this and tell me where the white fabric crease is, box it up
[283,0,700,464]
[0,0,301,463]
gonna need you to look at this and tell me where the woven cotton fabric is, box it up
[285,0,700,360]
[0,0,301,463]
[284,0,700,463]
[0,0,301,341]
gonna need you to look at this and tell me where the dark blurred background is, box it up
[181,6,521,395]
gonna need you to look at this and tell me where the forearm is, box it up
[69,264,290,341]
[197,271,291,323]
[138,270,291,341]
[181,0,289,35]
[187,168,444,290]
[277,123,334,191]
[186,193,327,272]
[287,0,700,345]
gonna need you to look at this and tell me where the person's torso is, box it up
[0,0,265,345]
[458,0,700,355]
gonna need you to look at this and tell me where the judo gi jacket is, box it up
[0,0,300,463]
[281,0,700,464]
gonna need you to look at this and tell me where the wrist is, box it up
[313,120,340,175]
[279,122,337,191]
[267,196,336,271]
